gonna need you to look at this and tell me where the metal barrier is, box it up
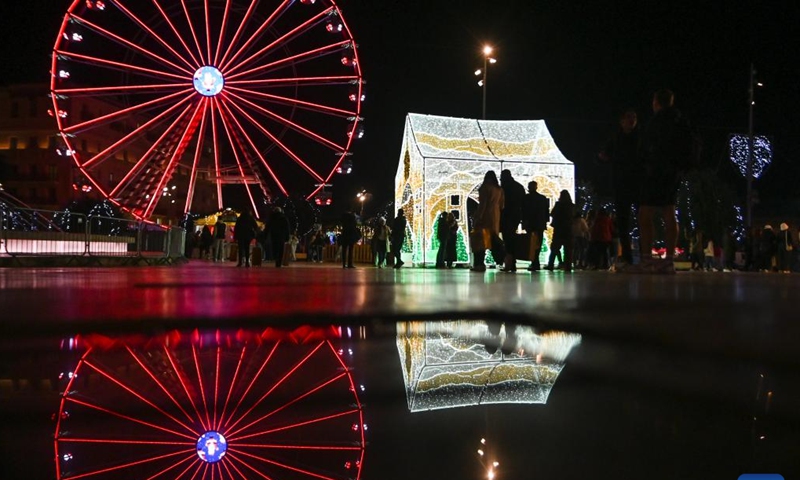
[1,205,185,260]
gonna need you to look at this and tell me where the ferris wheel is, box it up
[54,332,366,480]
[50,0,364,220]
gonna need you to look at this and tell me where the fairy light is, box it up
[396,321,581,412]
[394,113,574,265]
[730,134,772,179]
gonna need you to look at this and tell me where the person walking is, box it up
[234,210,257,267]
[499,170,526,272]
[631,89,689,274]
[445,211,458,268]
[199,225,213,260]
[212,217,226,262]
[471,171,505,272]
[599,108,641,267]
[391,208,407,268]
[544,190,574,272]
[267,207,290,268]
[340,209,359,269]
[777,223,794,273]
[372,217,391,267]
[522,181,550,271]
[435,211,451,268]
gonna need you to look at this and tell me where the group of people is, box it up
[339,208,408,269]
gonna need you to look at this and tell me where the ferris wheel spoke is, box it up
[220,457,243,480]
[203,0,213,65]
[109,0,200,70]
[164,348,211,433]
[229,408,360,443]
[225,90,345,152]
[179,0,208,65]
[56,50,189,83]
[218,343,280,432]
[216,99,293,193]
[61,449,192,480]
[228,449,340,480]
[144,455,199,480]
[217,346,246,434]
[68,13,194,76]
[233,443,361,452]
[190,345,214,432]
[54,83,187,98]
[226,372,348,439]
[209,102,224,209]
[212,1,232,66]
[64,397,197,440]
[223,342,325,434]
[141,100,206,218]
[81,94,196,170]
[59,438,194,447]
[227,85,356,118]
[148,0,203,68]
[224,6,334,77]
[218,0,291,72]
[226,75,360,88]
[63,88,193,135]
[184,99,209,215]
[109,103,196,199]
[215,99,261,215]
[125,346,199,428]
[213,347,221,431]
[226,40,351,82]
[187,457,206,480]
[81,359,201,436]
[226,454,275,480]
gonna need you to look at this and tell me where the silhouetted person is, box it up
[545,190,574,272]
[599,108,641,265]
[340,209,359,268]
[471,171,504,272]
[522,181,550,271]
[435,211,450,268]
[391,208,407,268]
[267,207,290,268]
[500,169,526,272]
[212,218,226,262]
[234,210,257,267]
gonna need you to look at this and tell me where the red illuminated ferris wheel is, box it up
[54,332,366,480]
[50,0,364,220]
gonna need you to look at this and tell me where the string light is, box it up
[730,135,772,179]
[394,114,574,265]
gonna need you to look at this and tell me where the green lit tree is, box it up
[455,228,468,262]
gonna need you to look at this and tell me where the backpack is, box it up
[674,115,702,172]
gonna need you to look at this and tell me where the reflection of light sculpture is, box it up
[54,328,365,480]
[729,134,772,179]
[396,321,581,412]
[394,114,574,265]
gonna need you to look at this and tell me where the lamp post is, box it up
[474,45,497,120]
[745,63,763,230]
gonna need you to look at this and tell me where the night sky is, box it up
[2,1,799,217]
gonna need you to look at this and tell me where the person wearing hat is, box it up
[777,223,794,273]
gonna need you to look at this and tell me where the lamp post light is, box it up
[745,63,763,230]
[474,45,497,120]
[356,190,370,218]
[476,437,500,480]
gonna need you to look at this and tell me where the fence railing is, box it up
[0,206,185,258]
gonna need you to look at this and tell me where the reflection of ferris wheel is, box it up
[54,335,366,480]
[50,0,364,220]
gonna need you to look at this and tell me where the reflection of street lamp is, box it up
[476,437,499,480]
[474,45,497,119]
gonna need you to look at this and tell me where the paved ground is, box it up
[1,261,799,479]
[1,261,798,370]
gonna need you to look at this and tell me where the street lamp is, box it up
[356,190,370,218]
[476,437,499,480]
[474,45,497,119]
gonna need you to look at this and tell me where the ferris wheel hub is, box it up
[193,66,225,97]
[196,431,228,463]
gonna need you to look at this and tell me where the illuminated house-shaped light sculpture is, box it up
[397,321,581,412]
[394,113,575,265]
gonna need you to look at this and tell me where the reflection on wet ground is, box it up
[1,264,799,479]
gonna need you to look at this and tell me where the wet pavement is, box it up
[1,262,799,479]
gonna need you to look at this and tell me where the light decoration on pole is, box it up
[394,113,574,265]
[730,134,772,179]
[396,321,581,412]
